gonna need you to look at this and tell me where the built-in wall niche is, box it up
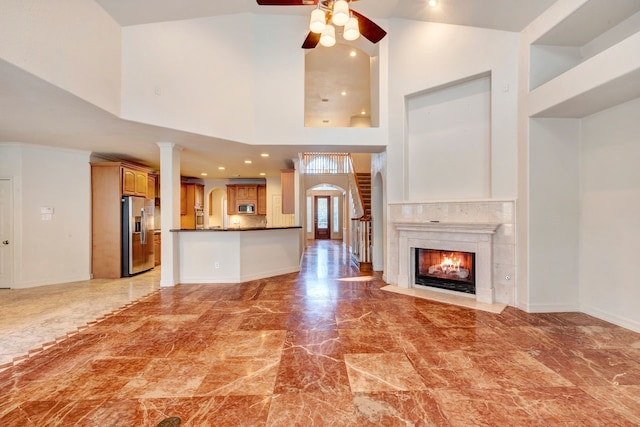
[405,73,491,201]
[304,43,379,128]
[530,1,640,91]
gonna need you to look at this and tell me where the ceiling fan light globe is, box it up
[320,24,336,47]
[309,8,326,33]
[343,16,360,41]
[331,0,350,26]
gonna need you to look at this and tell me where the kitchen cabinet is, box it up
[154,232,161,266]
[281,169,295,214]
[180,182,205,229]
[236,185,257,201]
[90,161,154,279]
[122,166,148,197]
[147,174,157,199]
[227,185,237,215]
[226,184,266,215]
[257,184,267,215]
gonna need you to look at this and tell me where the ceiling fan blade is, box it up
[256,0,317,5]
[302,31,321,49]
[351,10,387,44]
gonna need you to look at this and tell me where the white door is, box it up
[0,179,12,288]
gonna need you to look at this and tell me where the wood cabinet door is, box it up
[147,174,156,199]
[257,185,267,215]
[227,185,237,215]
[122,168,136,195]
[134,171,148,196]
[195,184,204,208]
[246,185,257,200]
[154,233,161,266]
[180,183,187,215]
[236,185,248,200]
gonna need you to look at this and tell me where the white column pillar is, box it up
[157,142,182,287]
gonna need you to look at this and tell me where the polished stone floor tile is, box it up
[1,240,640,425]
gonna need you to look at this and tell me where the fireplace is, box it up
[414,248,475,294]
[393,221,501,304]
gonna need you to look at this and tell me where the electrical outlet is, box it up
[215,262,220,269]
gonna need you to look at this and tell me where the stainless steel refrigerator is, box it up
[122,196,155,276]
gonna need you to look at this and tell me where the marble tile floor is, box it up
[1,240,640,425]
[0,269,160,368]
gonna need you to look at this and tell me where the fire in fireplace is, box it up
[414,248,476,294]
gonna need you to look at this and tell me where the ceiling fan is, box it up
[256,0,387,49]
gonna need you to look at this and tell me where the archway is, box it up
[207,187,226,229]
[305,183,347,241]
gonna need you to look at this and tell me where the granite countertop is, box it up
[170,226,302,232]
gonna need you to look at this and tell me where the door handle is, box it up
[2,240,8,245]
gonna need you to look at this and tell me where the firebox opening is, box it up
[414,248,476,295]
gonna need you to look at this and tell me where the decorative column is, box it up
[157,142,182,287]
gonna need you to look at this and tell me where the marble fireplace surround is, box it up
[394,221,501,304]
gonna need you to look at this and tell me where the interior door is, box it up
[0,179,13,288]
[314,196,331,240]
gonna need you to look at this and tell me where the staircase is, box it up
[352,172,372,271]
[355,172,371,219]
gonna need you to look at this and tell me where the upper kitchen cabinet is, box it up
[147,173,157,200]
[226,183,267,215]
[121,165,148,197]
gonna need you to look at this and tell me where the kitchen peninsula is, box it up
[171,226,303,283]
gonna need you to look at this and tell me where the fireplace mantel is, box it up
[394,221,501,234]
[393,220,502,304]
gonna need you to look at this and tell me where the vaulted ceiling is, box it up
[1,0,556,178]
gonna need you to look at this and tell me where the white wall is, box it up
[386,19,519,203]
[0,0,121,114]
[406,75,491,200]
[121,13,388,149]
[121,15,255,142]
[0,143,91,288]
[580,97,640,331]
[528,118,581,311]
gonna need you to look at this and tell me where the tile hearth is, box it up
[1,240,640,425]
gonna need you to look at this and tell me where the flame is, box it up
[440,253,461,273]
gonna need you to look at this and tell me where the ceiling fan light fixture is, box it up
[320,24,336,47]
[343,16,360,41]
[309,8,326,33]
[331,0,350,26]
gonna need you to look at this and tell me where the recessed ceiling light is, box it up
[200,172,208,176]
[259,172,266,176]
[218,166,225,170]
[428,0,438,7]
[350,51,356,57]
[260,153,269,157]
[361,110,366,115]
[244,160,252,164]
[341,90,347,96]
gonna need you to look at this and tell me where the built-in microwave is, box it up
[237,203,255,214]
